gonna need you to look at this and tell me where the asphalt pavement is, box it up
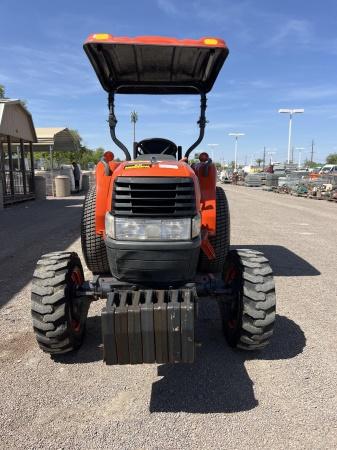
[0,187,336,449]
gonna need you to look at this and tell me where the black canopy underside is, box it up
[84,42,229,94]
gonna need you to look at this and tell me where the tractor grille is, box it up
[112,177,196,216]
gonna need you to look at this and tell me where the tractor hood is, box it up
[112,158,196,178]
[84,34,229,94]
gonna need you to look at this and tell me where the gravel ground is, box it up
[0,187,336,450]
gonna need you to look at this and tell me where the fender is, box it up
[193,155,217,236]
[95,160,120,234]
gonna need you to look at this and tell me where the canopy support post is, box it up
[108,92,131,161]
[184,93,207,159]
[49,144,55,197]
[19,139,27,195]
[7,135,15,201]
[29,142,35,194]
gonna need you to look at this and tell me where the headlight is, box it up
[114,217,191,241]
[192,214,201,238]
[105,212,115,238]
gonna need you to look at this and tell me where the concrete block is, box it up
[55,175,71,197]
[34,176,46,200]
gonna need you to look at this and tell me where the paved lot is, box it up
[0,187,336,449]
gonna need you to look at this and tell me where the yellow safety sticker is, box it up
[124,163,151,170]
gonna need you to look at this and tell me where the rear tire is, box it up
[198,186,230,273]
[31,251,89,355]
[81,186,110,274]
[220,249,276,350]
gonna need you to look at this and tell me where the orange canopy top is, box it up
[84,34,229,94]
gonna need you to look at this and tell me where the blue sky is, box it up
[1,0,337,163]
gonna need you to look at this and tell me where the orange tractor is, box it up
[31,34,276,364]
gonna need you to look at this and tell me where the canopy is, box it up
[33,128,80,152]
[0,99,37,142]
[84,34,229,94]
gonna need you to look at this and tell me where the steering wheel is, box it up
[138,138,177,156]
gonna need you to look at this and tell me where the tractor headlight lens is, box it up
[191,214,201,238]
[114,217,191,241]
[105,212,115,238]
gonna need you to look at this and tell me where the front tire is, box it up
[81,186,110,274]
[220,249,276,350]
[31,251,89,355]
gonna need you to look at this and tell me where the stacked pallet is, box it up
[244,174,262,187]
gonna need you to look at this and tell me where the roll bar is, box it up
[107,91,207,161]
[184,93,207,159]
[108,92,132,161]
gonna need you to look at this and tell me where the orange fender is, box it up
[95,160,120,234]
[193,158,217,235]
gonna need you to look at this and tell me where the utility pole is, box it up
[310,139,315,162]
[263,146,266,170]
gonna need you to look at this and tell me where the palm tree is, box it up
[130,111,138,143]
[0,85,5,99]
[255,158,263,167]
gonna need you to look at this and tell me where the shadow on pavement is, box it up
[53,315,103,364]
[57,300,306,417]
[149,299,306,414]
[0,197,84,309]
[235,245,320,276]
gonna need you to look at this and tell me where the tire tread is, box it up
[81,186,110,274]
[199,186,230,273]
[30,252,86,355]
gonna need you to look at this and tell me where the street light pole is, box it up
[295,147,305,169]
[278,109,304,164]
[287,113,293,163]
[207,143,219,161]
[229,133,245,170]
[267,151,276,165]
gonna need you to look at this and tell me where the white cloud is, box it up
[0,43,101,99]
[285,85,337,101]
[157,0,178,15]
[265,19,312,48]
[161,97,197,110]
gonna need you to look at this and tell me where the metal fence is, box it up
[0,139,35,206]
[2,171,35,205]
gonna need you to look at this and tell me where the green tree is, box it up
[0,84,5,99]
[326,153,337,164]
[69,129,82,146]
[255,158,263,167]
[304,160,321,168]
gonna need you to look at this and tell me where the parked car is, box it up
[320,164,337,174]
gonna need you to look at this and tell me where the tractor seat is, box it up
[136,138,178,156]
